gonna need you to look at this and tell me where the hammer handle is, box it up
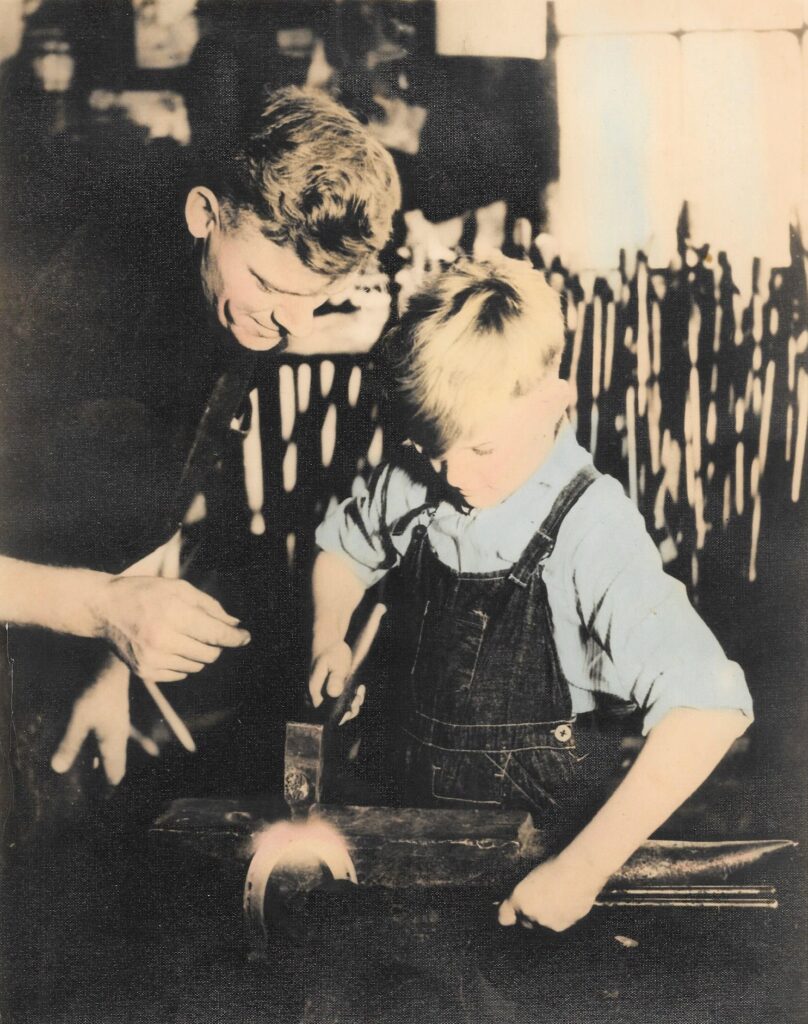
[326,602,386,727]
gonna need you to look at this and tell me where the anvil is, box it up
[150,610,797,960]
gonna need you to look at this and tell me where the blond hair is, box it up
[383,257,565,453]
[213,87,401,277]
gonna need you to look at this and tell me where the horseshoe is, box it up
[243,820,357,959]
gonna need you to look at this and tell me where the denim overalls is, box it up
[388,465,621,845]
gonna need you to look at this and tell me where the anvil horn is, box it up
[614,839,799,885]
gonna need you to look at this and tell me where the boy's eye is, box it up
[472,447,494,457]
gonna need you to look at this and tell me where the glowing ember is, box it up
[249,818,354,866]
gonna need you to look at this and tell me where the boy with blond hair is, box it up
[309,256,753,932]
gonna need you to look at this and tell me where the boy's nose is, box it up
[442,459,469,492]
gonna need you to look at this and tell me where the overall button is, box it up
[553,723,573,743]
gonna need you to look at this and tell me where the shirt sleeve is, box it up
[561,477,754,734]
[314,462,428,588]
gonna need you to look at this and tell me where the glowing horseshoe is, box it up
[243,821,357,959]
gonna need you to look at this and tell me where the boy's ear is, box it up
[185,187,222,240]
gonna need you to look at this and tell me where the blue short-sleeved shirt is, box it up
[315,422,754,734]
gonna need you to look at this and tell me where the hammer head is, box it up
[284,721,326,815]
[284,701,369,814]
[285,601,387,814]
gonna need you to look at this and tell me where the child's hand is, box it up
[309,641,353,708]
[497,855,606,932]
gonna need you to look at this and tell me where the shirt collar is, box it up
[443,418,592,562]
[524,417,591,495]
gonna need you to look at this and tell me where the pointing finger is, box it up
[498,899,517,927]
[51,710,90,774]
[181,616,251,649]
[98,719,130,785]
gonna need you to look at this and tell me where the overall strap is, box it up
[389,500,438,539]
[508,464,600,588]
[387,446,445,546]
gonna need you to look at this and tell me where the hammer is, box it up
[285,602,387,814]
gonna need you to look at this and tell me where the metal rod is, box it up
[596,885,778,909]
[143,678,196,753]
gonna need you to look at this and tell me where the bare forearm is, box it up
[561,707,751,883]
[499,706,751,930]
[0,554,110,638]
[311,550,367,653]
[0,551,249,683]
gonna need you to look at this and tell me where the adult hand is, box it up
[497,854,606,932]
[50,655,131,785]
[95,576,250,683]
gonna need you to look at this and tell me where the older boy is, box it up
[308,256,753,932]
[1,86,400,784]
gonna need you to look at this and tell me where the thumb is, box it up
[323,655,348,696]
[51,709,90,774]
[325,668,349,699]
[497,898,517,927]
